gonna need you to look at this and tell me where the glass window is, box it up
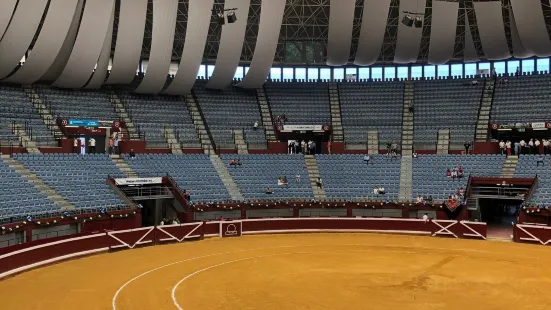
[333,68,344,80]
[270,67,281,81]
[371,67,383,80]
[345,68,357,81]
[478,62,490,72]
[411,66,422,78]
[358,68,370,79]
[234,67,244,79]
[197,65,206,78]
[384,67,396,80]
[493,61,506,75]
[522,59,535,73]
[507,60,520,74]
[465,63,477,76]
[424,65,435,78]
[437,65,449,77]
[320,68,331,80]
[451,64,463,77]
[295,68,306,80]
[282,67,294,80]
[244,67,249,75]
[207,65,215,78]
[307,68,319,81]
[537,58,549,72]
[397,67,408,79]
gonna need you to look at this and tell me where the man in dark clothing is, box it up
[464,141,471,154]
[129,149,136,159]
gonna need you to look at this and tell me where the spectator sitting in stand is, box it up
[295,171,301,182]
[229,159,237,166]
[416,196,424,204]
[183,190,190,201]
[253,121,258,130]
[265,187,273,194]
[446,169,452,179]
[378,187,385,195]
[364,154,370,164]
[451,167,458,180]
[413,151,418,158]
[373,186,379,195]
[458,187,465,197]
[458,166,464,178]
[129,149,136,159]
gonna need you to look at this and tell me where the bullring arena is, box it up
[3,0,551,309]
[1,219,551,309]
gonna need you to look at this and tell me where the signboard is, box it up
[219,221,242,238]
[277,125,330,132]
[114,177,163,186]
[489,123,549,131]
[68,119,99,127]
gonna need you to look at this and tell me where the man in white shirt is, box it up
[253,121,258,130]
[422,213,429,223]
[88,137,96,154]
[520,140,526,154]
[373,186,379,195]
[499,140,505,155]
[535,139,541,154]
[300,140,306,154]
[364,154,370,164]
[528,139,534,154]
[73,137,78,154]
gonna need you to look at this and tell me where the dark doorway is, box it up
[138,200,158,227]
[479,198,522,239]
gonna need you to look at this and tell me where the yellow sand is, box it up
[1,233,550,310]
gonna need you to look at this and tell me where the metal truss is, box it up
[129,0,529,66]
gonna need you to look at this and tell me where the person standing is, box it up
[464,141,471,154]
[499,140,505,155]
[327,140,331,154]
[529,139,534,154]
[73,137,79,154]
[506,140,511,156]
[514,141,520,156]
[88,137,96,154]
[544,139,549,155]
[535,139,541,154]
[520,139,526,154]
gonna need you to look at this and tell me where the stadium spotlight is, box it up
[216,12,225,25]
[401,14,414,27]
[414,16,423,28]
[227,10,237,24]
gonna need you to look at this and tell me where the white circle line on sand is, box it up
[171,251,313,310]
[112,239,547,310]
[112,244,320,310]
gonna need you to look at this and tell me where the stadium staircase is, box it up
[232,129,249,154]
[12,123,40,154]
[367,130,379,154]
[399,156,413,201]
[328,83,344,143]
[209,154,244,201]
[1,154,74,210]
[256,87,277,142]
[501,155,518,178]
[401,80,414,156]
[184,94,215,154]
[475,78,496,142]
[21,85,64,141]
[304,155,327,200]
[163,128,183,154]
[437,129,450,154]
[107,91,140,140]
[110,154,137,178]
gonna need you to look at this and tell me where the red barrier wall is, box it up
[0,218,487,279]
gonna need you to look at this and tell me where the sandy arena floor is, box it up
[1,233,551,310]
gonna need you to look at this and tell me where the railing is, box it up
[106,178,137,208]
[469,185,530,198]
[121,186,173,198]
[190,90,217,153]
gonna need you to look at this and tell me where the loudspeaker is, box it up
[227,11,237,24]
[401,14,413,27]
[414,16,423,28]
[216,12,225,25]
